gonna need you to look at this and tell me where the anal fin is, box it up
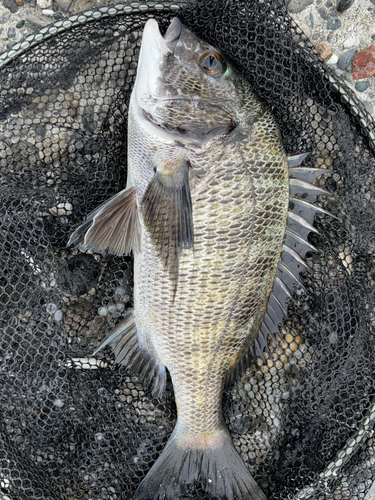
[93,312,166,399]
[68,186,141,256]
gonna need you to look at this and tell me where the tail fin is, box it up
[134,428,267,500]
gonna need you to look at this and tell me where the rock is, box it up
[25,13,51,30]
[337,49,357,70]
[36,0,52,8]
[355,81,370,93]
[336,0,354,12]
[53,11,63,19]
[327,16,342,30]
[70,0,99,13]
[316,42,331,60]
[53,0,73,12]
[299,22,311,38]
[16,19,25,28]
[352,46,375,80]
[364,101,374,115]
[287,0,313,13]
[2,0,18,13]
[42,8,55,15]
[15,0,23,4]
[326,54,339,65]
[317,6,329,19]
[7,27,16,38]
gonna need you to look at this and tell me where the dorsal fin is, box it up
[255,152,334,359]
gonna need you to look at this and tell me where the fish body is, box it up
[69,17,298,500]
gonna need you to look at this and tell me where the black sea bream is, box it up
[69,17,329,500]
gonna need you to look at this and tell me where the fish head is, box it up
[132,17,250,147]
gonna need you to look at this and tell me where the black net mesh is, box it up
[1,1,375,499]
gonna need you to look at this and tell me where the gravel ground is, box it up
[0,0,375,499]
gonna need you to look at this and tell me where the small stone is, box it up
[326,53,339,65]
[37,0,52,7]
[336,0,354,12]
[52,3,57,9]
[53,0,73,11]
[46,303,58,314]
[364,101,374,115]
[2,0,18,13]
[327,16,342,30]
[25,14,50,30]
[352,46,375,80]
[15,0,23,4]
[316,42,331,60]
[317,6,329,19]
[53,11,63,19]
[355,81,370,92]
[372,34,375,41]
[337,48,357,70]
[287,0,313,14]
[310,12,314,29]
[16,19,25,28]
[42,8,55,15]
[7,27,16,38]
[98,307,108,317]
[54,310,63,322]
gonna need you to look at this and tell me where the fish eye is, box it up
[200,52,227,77]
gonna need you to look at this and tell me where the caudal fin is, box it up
[134,428,267,500]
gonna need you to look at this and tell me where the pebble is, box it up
[25,13,50,30]
[327,16,342,30]
[336,0,354,12]
[42,8,54,15]
[287,0,313,13]
[36,0,52,7]
[46,303,58,314]
[16,19,24,27]
[364,101,374,115]
[326,53,339,65]
[53,0,73,12]
[2,0,18,13]
[7,26,15,38]
[352,46,375,80]
[15,0,23,4]
[337,48,357,70]
[316,42,331,60]
[317,6,329,19]
[54,309,63,322]
[355,81,370,92]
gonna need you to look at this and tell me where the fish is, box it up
[68,16,330,500]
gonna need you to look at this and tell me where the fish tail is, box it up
[134,427,267,500]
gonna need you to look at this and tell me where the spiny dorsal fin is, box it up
[141,167,193,278]
[68,186,141,256]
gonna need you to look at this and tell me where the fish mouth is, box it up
[142,109,237,144]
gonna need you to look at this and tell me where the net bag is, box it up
[1,1,375,499]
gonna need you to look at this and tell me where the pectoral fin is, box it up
[68,186,141,256]
[141,167,194,275]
